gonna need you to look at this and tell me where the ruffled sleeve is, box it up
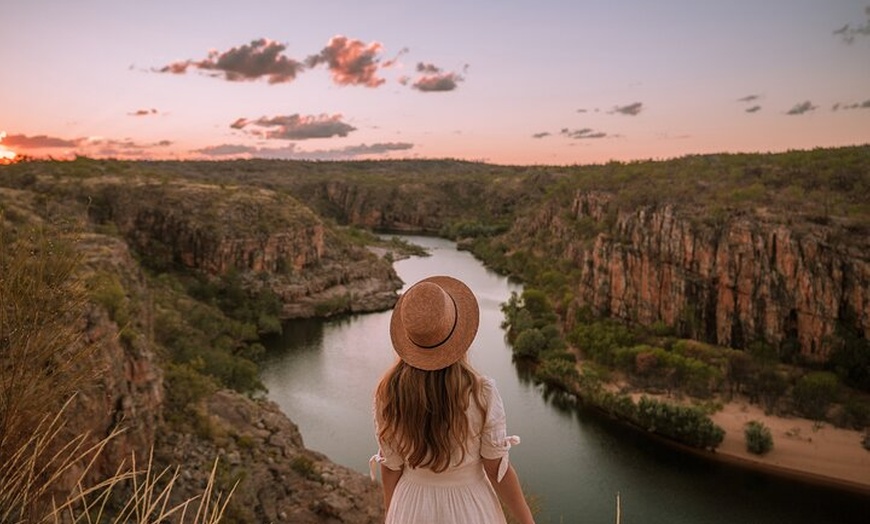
[479,377,521,483]
[370,396,404,481]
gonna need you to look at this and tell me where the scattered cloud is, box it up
[306,36,386,87]
[416,63,441,74]
[194,141,413,160]
[786,100,817,115]
[532,132,551,139]
[157,38,303,84]
[129,108,159,116]
[382,47,409,68]
[154,36,465,93]
[194,144,262,156]
[576,108,588,113]
[90,138,172,158]
[560,128,608,139]
[404,63,467,92]
[610,102,643,116]
[832,99,870,111]
[231,114,356,140]
[834,6,870,44]
[737,94,762,113]
[1,134,82,148]
[1,133,172,159]
[328,142,414,158]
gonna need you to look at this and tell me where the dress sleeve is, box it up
[479,377,521,483]
[370,396,404,481]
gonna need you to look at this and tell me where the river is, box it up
[261,235,868,523]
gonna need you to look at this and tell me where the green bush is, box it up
[793,371,840,420]
[744,420,773,455]
[636,396,725,450]
[534,358,579,389]
[568,320,636,366]
[88,272,130,327]
[513,329,547,359]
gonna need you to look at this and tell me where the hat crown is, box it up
[390,275,479,371]
[400,282,456,348]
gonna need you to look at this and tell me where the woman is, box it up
[371,275,535,524]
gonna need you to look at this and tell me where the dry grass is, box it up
[0,218,236,522]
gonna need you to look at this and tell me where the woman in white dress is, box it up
[371,276,536,524]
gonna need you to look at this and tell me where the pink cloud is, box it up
[158,38,303,84]
[231,113,356,140]
[2,134,82,148]
[306,36,386,87]
[129,108,158,116]
[409,62,466,92]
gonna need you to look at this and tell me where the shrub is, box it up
[513,328,547,359]
[840,396,870,430]
[793,371,840,420]
[534,358,579,389]
[88,272,130,327]
[569,320,636,366]
[636,396,725,450]
[744,420,774,455]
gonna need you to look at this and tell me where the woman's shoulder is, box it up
[477,375,501,396]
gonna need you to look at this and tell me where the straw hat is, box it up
[389,275,480,371]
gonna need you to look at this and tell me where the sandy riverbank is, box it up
[709,400,870,494]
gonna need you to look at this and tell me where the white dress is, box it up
[371,376,520,524]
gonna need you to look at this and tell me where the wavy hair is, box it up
[376,358,486,473]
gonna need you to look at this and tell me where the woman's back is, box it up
[374,375,515,524]
[371,275,535,524]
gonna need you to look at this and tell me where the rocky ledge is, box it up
[157,390,384,523]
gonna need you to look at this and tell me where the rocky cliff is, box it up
[87,180,403,317]
[515,191,869,361]
[0,172,389,521]
[66,233,163,484]
[158,390,383,523]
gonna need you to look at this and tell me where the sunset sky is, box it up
[1,0,868,165]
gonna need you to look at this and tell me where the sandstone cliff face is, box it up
[90,181,402,317]
[527,191,869,361]
[59,233,164,488]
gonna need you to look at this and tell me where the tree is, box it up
[744,420,773,455]
[513,329,547,360]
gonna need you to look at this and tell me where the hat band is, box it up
[411,295,458,349]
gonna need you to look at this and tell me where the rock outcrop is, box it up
[157,390,383,523]
[519,191,870,361]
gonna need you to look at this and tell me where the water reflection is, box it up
[263,318,324,353]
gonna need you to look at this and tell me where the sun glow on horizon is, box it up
[0,131,17,163]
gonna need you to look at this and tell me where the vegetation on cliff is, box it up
[0,221,233,521]
[0,163,396,520]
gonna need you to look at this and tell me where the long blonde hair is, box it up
[376,358,486,472]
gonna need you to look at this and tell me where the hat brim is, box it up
[390,275,479,371]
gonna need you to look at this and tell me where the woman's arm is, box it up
[380,464,404,513]
[483,458,535,524]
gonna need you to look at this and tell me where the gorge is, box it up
[0,147,867,521]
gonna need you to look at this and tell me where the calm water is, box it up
[261,236,869,523]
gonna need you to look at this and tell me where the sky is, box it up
[1,0,868,165]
